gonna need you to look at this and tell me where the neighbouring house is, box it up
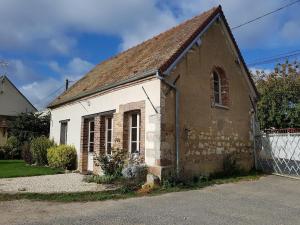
[48,6,258,179]
[0,75,37,146]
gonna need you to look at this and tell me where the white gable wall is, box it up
[50,78,161,167]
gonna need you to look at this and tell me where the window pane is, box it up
[131,114,137,127]
[90,121,95,131]
[60,122,67,144]
[131,142,137,153]
[89,132,94,142]
[107,130,112,142]
[214,92,220,104]
[107,143,112,154]
[131,127,137,141]
[89,144,94,152]
[107,118,112,129]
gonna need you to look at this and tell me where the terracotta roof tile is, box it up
[49,6,220,108]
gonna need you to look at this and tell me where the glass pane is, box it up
[214,93,220,103]
[89,132,94,142]
[131,127,137,141]
[107,130,112,142]
[90,121,95,131]
[131,114,137,127]
[131,142,137,153]
[60,123,67,144]
[89,144,94,152]
[107,143,111,154]
[107,118,112,129]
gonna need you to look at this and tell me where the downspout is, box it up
[156,71,180,176]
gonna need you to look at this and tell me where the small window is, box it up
[213,71,222,105]
[88,120,95,152]
[129,113,140,153]
[105,117,113,155]
[60,122,68,145]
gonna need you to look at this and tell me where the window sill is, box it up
[212,103,229,110]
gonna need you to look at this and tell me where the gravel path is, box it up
[0,173,108,193]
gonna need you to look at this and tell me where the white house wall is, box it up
[50,78,161,166]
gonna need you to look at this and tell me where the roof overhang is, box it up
[161,6,259,99]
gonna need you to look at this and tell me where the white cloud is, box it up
[16,57,94,110]
[0,0,298,54]
[0,0,177,54]
[49,57,94,81]
[20,78,62,109]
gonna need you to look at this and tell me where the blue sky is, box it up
[0,0,299,109]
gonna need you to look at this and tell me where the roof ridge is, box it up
[49,6,222,108]
[103,6,219,63]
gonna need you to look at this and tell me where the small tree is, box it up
[253,60,300,129]
[9,112,50,146]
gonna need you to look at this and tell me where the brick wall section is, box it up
[113,101,146,161]
[99,116,106,155]
[210,66,230,107]
[93,115,101,174]
[79,117,89,173]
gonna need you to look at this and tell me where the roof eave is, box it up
[48,69,158,109]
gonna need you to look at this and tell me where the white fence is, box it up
[256,130,300,177]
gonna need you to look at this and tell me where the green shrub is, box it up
[84,174,118,184]
[30,136,55,165]
[95,149,125,176]
[47,145,77,170]
[0,136,21,159]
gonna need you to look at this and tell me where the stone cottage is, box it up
[48,6,258,179]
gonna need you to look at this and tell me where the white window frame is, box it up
[105,116,113,155]
[88,120,95,152]
[129,113,140,154]
[213,71,222,105]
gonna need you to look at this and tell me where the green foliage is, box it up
[253,61,300,129]
[0,136,21,159]
[84,174,118,184]
[9,112,50,148]
[21,142,33,164]
[30,137,55,166]
[47,145,77,170]
[95,149,126,176]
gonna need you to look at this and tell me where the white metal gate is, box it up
[254,126,300,177]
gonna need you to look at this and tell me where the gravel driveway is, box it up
[1,175,299,225]
[0,173,107,193]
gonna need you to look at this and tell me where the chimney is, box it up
[65,79,69,91]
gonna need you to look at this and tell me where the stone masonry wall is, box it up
[160,18,255,179]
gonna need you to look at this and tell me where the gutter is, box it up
[156,71,180,177]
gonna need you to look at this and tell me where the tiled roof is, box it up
[49,6,222,108]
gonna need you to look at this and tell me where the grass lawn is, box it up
[0,171,264,202]
[0,160,64,178]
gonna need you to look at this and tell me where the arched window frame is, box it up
[211,67,229,108]
[213,70,222,105]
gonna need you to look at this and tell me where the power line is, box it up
[247,50,300,67]
[232,0,300,30]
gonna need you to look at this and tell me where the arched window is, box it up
[211,67,229,107]
[213,71,222,104]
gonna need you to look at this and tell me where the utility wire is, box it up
[232,0,300,30]
[247,51,300,66]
